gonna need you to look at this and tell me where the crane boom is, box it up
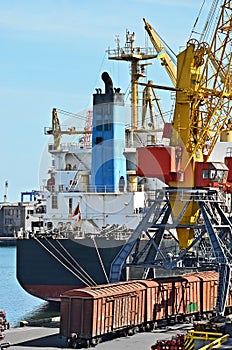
[143,17,177,86]
[171,1,232,170]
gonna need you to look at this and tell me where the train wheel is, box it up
[123,329,128,337]
[128,328,135,336]
[72,340,78,349]
[134,326,139,333]
[145,323,152,332]
[91,337,99,347]
[67,338,73,348]
[130,326,139,335]
[189,315,195,324]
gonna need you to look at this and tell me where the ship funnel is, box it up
[101,72,113,94]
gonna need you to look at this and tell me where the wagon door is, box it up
[60,296,70,337]
[155,283,171,320]
[130,294,140,326]
[104,299,114,333]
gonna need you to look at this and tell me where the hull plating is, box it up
[16,237,128,301]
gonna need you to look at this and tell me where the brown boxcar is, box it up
[153,274,202,324]
[138,279,160,327]
[152,276,175,322]
[178,274,201,319]
[60,280,147,347]
[60,270,230,348]
[195,271,218,316]
[226,272,232,313]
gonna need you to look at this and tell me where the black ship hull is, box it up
[16,237,132,301]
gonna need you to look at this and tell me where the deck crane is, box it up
[44,108,93,192]
[110,0,232,315]
[45,108,92,150]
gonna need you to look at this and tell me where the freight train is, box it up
[60,270,232,348]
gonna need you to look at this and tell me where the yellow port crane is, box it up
[139,2,232,250]
[110,0,232,315]
[169,0,232,250]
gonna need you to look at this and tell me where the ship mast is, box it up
[107,31,156,129]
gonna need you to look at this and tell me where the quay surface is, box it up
[2,323,232,349]
[2,323,193,350]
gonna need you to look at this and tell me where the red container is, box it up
[155,279,174,321]
[154,273,202,322]
[226,272,232,311]
[225,157,232,182]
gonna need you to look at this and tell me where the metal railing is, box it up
[41,184,146,193]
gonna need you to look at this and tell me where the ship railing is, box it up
[41,184,148,193]
[48,142,91,152]
[107,46,156,58]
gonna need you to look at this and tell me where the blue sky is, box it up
[0,0,218,202]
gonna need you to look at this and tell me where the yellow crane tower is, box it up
[169,0,232,250]
[141,3,232,250]
[110,0,232,315]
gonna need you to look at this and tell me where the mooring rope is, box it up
[92,236,109,283]
[34,236,95,287]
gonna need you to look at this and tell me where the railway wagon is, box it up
[195,271,218,316]
[60,270,232,348]
[225,272,232,314]
[152,274,202,324]
[60,280,151,348]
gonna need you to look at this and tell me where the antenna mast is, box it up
[107,31,156,129]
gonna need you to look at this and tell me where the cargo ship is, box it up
[16,30,175,302]
[16,2,232,305]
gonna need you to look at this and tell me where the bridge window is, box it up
[104,116,111,131]
[95,137,103,144]
[96,119,102,131]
